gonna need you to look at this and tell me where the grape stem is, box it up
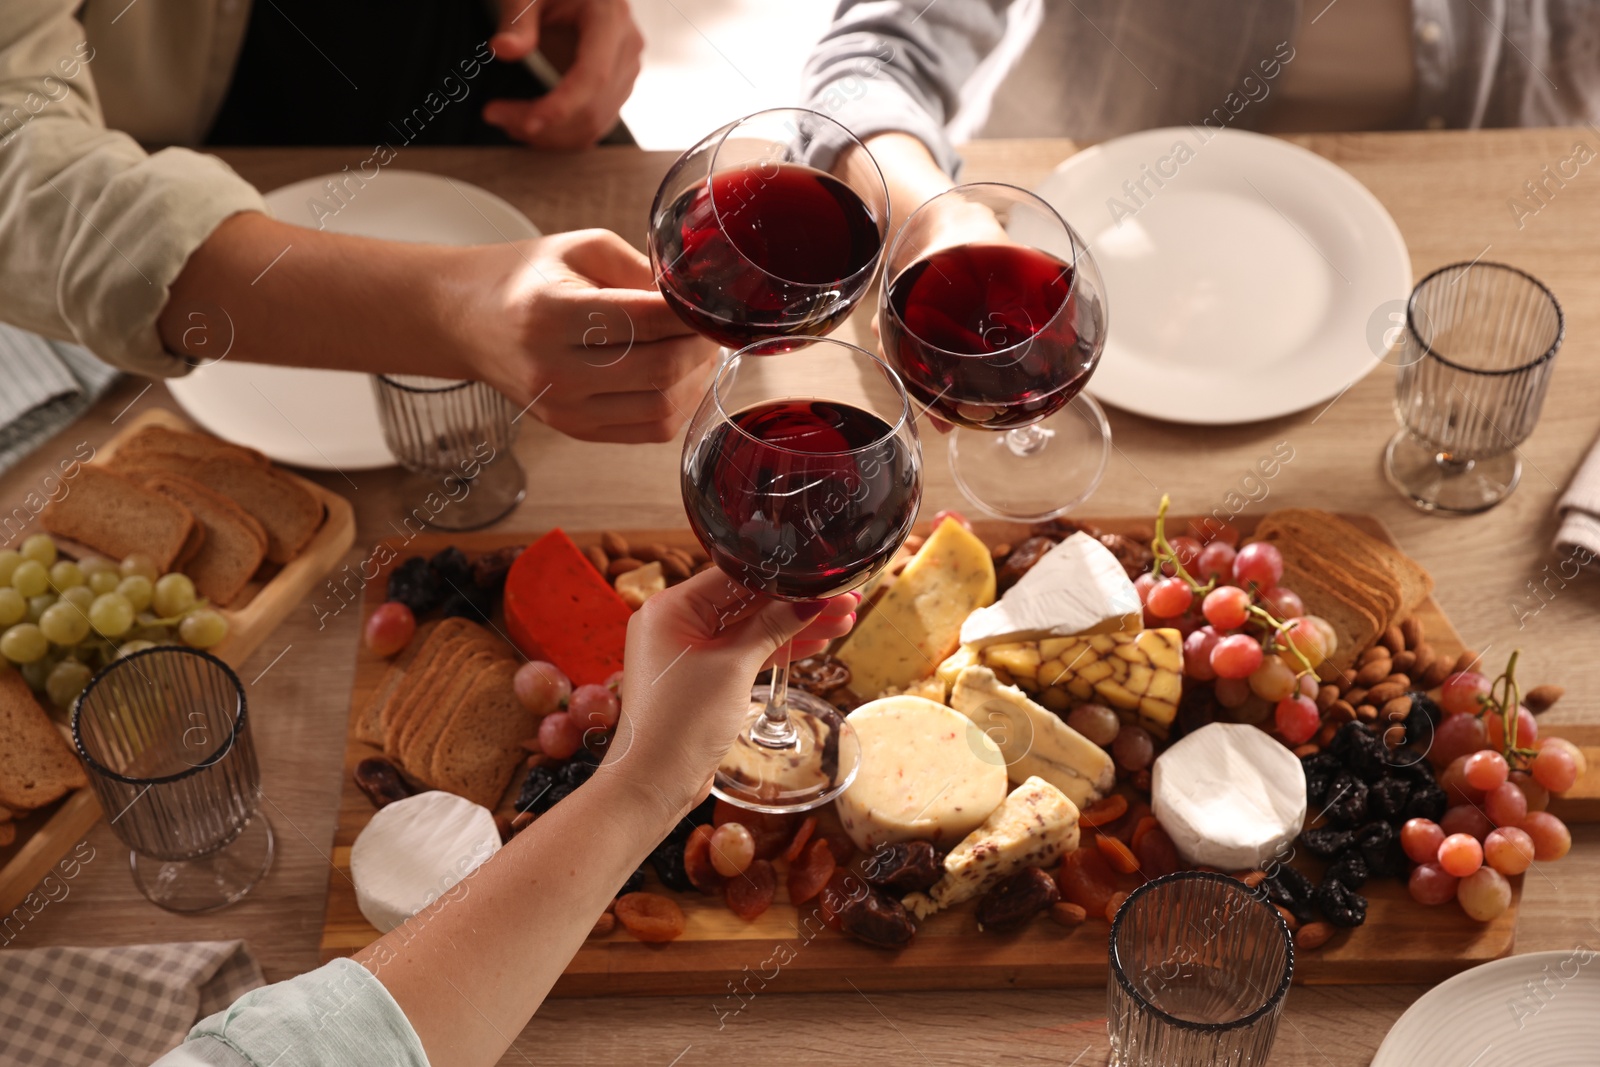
[1482,649,1536,765]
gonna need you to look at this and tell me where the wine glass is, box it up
[681,337,922,812]
[648,108,889,350]
[880,182,1110,521]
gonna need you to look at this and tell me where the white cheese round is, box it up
[1151,722,1307,871]
[351,790,501,932]
[836,695,1008,851]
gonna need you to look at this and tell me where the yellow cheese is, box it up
[979,628,1184,737]
[836,519,995,698]
[934,645,979,689]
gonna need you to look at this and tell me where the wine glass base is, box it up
[711,690,861,814]
[402,453,527,531]
[1383,430,1521,514]
[130,813,275,913]
[947,393,1112,521]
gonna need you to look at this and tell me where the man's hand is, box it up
[484,0,643,149]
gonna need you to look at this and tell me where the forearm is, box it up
[354,769,676,1067]
[158,211,475,378]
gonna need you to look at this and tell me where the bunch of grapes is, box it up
[1402,650,1580,920]
[1138,498,1335,747]
[0,534,229,708]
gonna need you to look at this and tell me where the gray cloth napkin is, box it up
[1555,432,1600,560]
[0,941,264,1067]
[0,324,121,479]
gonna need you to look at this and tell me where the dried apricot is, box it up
[1057,846,1117,917]
[1129,815,1161,853]
[786,839,836,905]
[1078,794,1129,829]
[780,815,818,864]
[725,859,777,920]
[1105,890,1129,923]
[1133,823,1180,879]
[1095,834,1141,875]
[614,892,686,942]
[683,825,724,893]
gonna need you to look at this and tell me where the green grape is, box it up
[45,659,92,708]
[116,639,156,659]
[117,575,154,612]
[0,588,23,627]
[20,533,57,566]
[61,586,95,612]
[0,549,21,586]
[40,601,90,645]
[1,623,49,663]
[26,593,57,623]
[12,559,49,597]
[20,654,57,690]
[87,570,121,596]
[89,593,135,638]
[120,554,159,582]
[48,560,84,592]
[78,555,116,578]
[179,609,229,649]
[130,623,171,644]
[152,573,197,618]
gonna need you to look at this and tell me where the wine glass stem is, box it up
[753,652,800,749]
[1005,423,1053,457]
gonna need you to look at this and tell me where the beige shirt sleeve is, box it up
[0,0,266,377]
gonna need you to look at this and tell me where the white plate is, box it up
[1372,950,1600,1065]
[168,171,541,470]
[1032,128,1410,425]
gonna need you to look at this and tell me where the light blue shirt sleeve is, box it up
[151,958,430,1067]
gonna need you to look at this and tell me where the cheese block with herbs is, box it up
[903,775,1080,918]
[835,518,995,698]
[981,628,1183,738]
[948,665,1115,808]
[503,528,631,685]
[959,532,1141,648]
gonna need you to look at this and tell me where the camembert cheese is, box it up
[959,533,1141,648]
[1151,723,1307,871]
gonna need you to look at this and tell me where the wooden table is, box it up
[6,131,1598,1066]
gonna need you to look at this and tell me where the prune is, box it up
[863,841,942,895]
[1302,757,1340,810]
[386,557,443,614]
[1368,777,1412,823]
[354,757,413,809]
[1098,533,1154,580]
[1326,850,1369,889]
[471,545,522,590]
[1404,783,1448,823]
[1388,749,1437,784]
[789,654,851,697]
[1033,517,1099,540]
[1329,722,1389,783]
[1403,691,1441,749]
[997,536,1057,591]
[1300,827,1355,860]
[1262,869,1317,926]
[837,883,917,949]
[516,765,557,813]
[977,867,1060,932]
[1323,770,1369,828]
[557,752,599,789]
[543,783,574,810]
[429,547,472,587]
[1315,877,1368,928]
[1271,863,1317,903]
[650,837,693,892]
[1354,822,1405,878]
[620,866,647,896]
[440,585,494,623]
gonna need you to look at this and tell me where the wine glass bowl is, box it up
[649,108,889,350]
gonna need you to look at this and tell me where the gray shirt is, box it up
[802,0,1600,175]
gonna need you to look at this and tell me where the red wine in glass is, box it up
[883,243,1096,429]
[683,399,918,600]
[654,162,883,349]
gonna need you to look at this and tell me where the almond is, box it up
[600,531,629,559]
[904,534,926,553]
[1292,742,1321,758]
[1382,673,1412,690]
[1050,902,1088,927]
[1344,687,1369,707]
[1240,870,1267,888]
[1525,684,1564,713]
[1316,684,1340,711]
[1357,703,1378,722]
[991,542,1012,560]
[660,553,692,581]
[1274,905,1300,933]
[1392,649,1417,675]
[1315,721,1339,746]
[1380,626,1405,654]
[583,544,609,574]
[589,912,616,938]
[688,547,710,567]
[608,557,644,577]
[1452,650,1483,675]
[633,542,671,564]
[1366,682,1407,707]
[1355,659,1393,687]
[1382,696,1413,722]
[1297,921,1334,950]
[1327,700,1357,724]
[1401,616,1425,649]
[1421,657,1453,689]
[1411,642,1436,673]
[1359,646,1391,667]
[694,560,716,574]
[1382,724,1408,749]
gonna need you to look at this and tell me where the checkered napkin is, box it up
[0,323,120,479]
[1556,432,1600,560]
[0,941,264,1067]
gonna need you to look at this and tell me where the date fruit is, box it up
[976,867,1060,933]
[354,757,412,809]
[863,840,942,895]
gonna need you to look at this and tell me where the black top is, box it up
[207,0,545,145]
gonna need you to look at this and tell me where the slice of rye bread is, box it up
[1283,563,1384,675]
[382,631,504,756]
[139,474,267,607]
[107,451,322,564]
[398,647,513,783]
[117,425,269,468]
[393,641,511,764]
[39,466,197,573]
[1275,508,1434,617]
[0,671,87,811]
[173,520,208,571]
[354,619,445,745]
[430,660,532,809]
[1256,521,1399,628]
[374,618,479,740]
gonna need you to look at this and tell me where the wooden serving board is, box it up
[0,407,356,918]
[319,517,1592,994]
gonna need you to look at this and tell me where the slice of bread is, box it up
[429,660,532,809]
[1263,509,1434,618]
[140,474,268,607]
[374,618,477,740]
[117,425,268,468]
[40,466,197,573]
[386,635,505,758]
[173,517,208,572]
[1257,522,1398,629]
[399,648,510,783]
[0,671,87,811]
[355,620,443,745]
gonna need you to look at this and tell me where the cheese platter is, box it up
[319,511,1596,994]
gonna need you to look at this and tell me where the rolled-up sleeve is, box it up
[153,959,430,1067]
[800,0,1014,176]
[0,0,265,377]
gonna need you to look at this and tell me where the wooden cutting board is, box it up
[318,516,1592,994]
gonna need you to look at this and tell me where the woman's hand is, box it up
[485,0,644,148]
[604,569,857,818]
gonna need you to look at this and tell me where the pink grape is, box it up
[1170,536,1202,571]
[1249,656,1298,702]
[1202,585,1250,630]
[1440,671,1491,716]
[1214,676,1250,708]
[1520,812,1571,861]
[1196,541,1236,581]
[514,660,572,715]
[1509,770,1550,813]
[1259,585,1304,619]
[1146,577,1194,618]
[1440,804,1494,842]
[1531,741,1579,793]
[1133,572,1155,605]
[1274,695,1319,745]
[568,683,621,732]
[1210,634,1264,679]
[1297,672,1318,698]
[1483,827,1535,876]
[1281,617,1330,668]
[1401,819,1446,865]
[1462,750,1509,791]
[1438,833,1484,877]
[1485,706,1538,751]
[537,712,583,759]
[1183,628,1219,681]
[1231,542,1283,592]
[1439,756,1485,806]
[1066,704,1121,746]
[1483,781,1528,827]
[1408,862,1459,906]
[1456,867,1512,922]
[1192,519,1240,547]
[1113,724,1155,772]
[1429,713,1487,770]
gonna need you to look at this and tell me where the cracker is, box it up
[430,660,532,809]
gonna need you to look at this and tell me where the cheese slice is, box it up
[835,518,996,698]
[836,695,1007,851]
[959,533,1141,648]
[1152,723,1307,871]
[935,645,979,689]
[949,665,1115,808]
[981,628,1184,737]
[905,775,1080,918]
[350,790,501,932]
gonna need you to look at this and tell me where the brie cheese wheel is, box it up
[351,790,501,932]
[959,533,1141,648]
[1151,723,1307,871]
[836,696,1007,851]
